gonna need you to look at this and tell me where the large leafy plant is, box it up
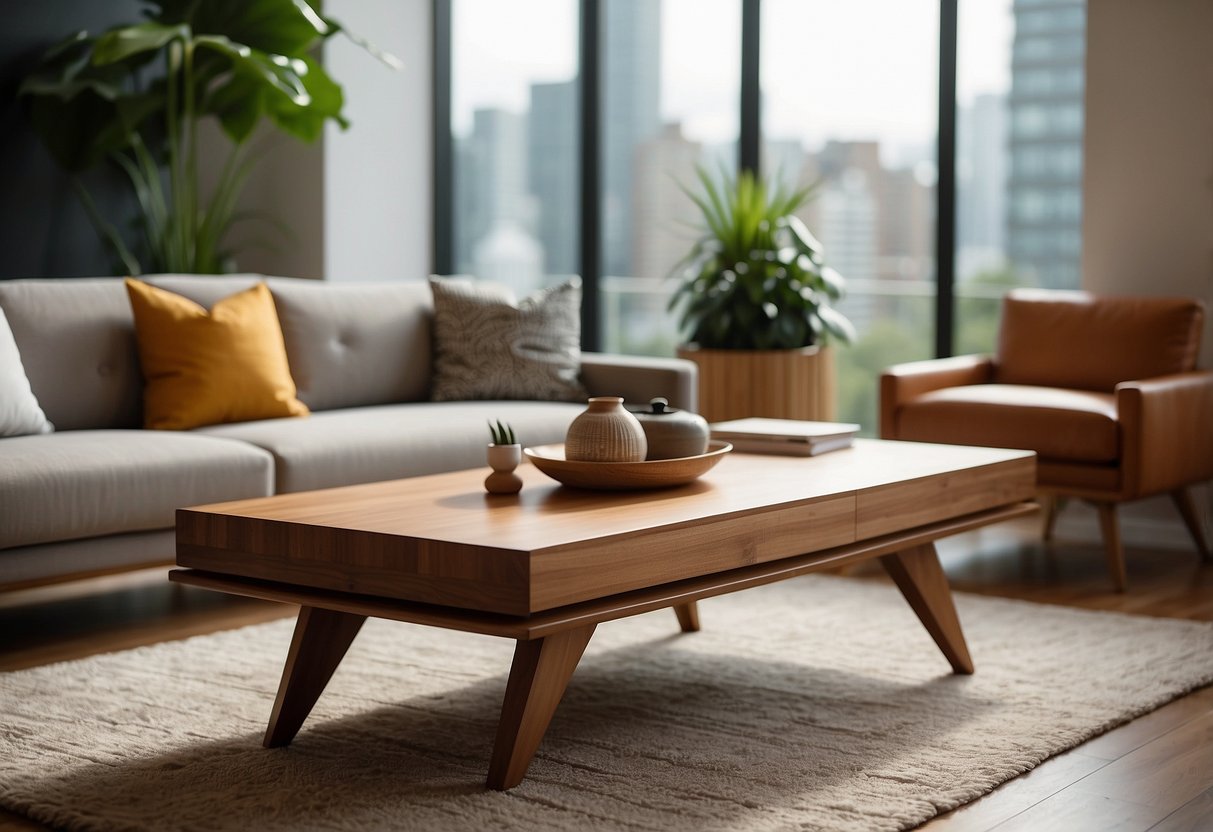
[669,168,856,350]
[19,0,395,275]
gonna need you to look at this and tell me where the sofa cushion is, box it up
[0,306,53,437]
[0,278,142,430]
[265,279,433,410]
[197,401,583,493]
[429,277,588,403]
[0,430,274,550]
[997,290,1205,392]
[0,275,266,431]
[896,384,1119,463]
[126,280,309,429]
[153,275,435,411]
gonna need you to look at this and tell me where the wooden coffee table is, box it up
[171,439,1035,789]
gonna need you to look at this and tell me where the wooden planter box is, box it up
[677,344,837,424]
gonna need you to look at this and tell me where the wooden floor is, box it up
[0,515,1210,831]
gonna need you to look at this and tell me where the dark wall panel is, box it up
[0,1,145,279]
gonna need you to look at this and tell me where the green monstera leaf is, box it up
[17,0,394,274]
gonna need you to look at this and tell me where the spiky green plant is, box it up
[669,167,856,350]
[488,420,517,446]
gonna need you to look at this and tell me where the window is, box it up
[435,0,1089,427]
[763,0,939,431]
[450,0,579,297]
[599,0,741,356]
[955,0,1086,355]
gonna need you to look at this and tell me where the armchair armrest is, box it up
[1117,370,1213,497]
[879,355,994,439]
[580,352,698,412]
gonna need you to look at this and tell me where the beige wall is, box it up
[1082,0,1213,368]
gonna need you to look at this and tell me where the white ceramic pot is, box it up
[485,443,523,494]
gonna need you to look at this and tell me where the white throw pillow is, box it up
[0,305,53,436]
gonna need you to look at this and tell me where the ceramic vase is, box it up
[565,397,647,462]
[485,443,523,494]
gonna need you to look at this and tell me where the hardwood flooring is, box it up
[1,515,1210,831]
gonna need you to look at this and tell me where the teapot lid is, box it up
[633,397,677,415]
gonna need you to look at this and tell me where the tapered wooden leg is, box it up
[1096,502,1128,592]
[1041,494,1063,542]
[880,543,974,674]
[487,624,596,790]
[1172,487,1212,563]
[673,601,700,632]
[264,606,366,748]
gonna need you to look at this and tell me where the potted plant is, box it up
[669,168,855,423]
[17,0,397,275]
[485,421,522,495]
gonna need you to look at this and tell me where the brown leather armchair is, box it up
[880,289,1212,591]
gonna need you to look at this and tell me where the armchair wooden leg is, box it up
[1096,503,1128,592]
[1171,488,1212,563]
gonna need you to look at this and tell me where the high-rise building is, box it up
[602,0,662,278]
[631,122,702,281]
[957,93,1008,281]
[528,80,578,276]
[1006,0,1085,289]
[455,108,538,276]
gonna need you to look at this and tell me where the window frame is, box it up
[432,0,961,356]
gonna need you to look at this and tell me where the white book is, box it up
[710,418,860,457]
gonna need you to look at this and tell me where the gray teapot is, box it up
[628,398,710,460]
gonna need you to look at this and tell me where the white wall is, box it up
[1082,0,1213,369]
[323,0,432,282]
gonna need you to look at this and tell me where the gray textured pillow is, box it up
[429,277,589,402]
[0,305,54,436]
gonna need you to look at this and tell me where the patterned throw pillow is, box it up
[429,277,589,402]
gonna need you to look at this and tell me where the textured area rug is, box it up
[2,576,1212,832]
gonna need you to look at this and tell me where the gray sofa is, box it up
[0,275,696,591]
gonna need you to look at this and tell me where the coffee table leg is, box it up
[673,601,700,632]
[264,606,367,748]
[879,543,974,675]
[487,624,596,790]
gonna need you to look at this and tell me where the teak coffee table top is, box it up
[177,439,1035,616]
[172,438,1037,790]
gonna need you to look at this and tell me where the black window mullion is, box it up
[431,0,453,276]
[579,0,602,352]
[935,0,958,358]
[739,0,761,175]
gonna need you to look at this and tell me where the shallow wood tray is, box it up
[524,441,732,490]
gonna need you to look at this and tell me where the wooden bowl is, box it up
[524,441,732,490]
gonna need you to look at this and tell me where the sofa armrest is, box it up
[580,352,698,412]
[879,355,994,439]
[1117,370,1213,498]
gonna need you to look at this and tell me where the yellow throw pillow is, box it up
[125,279,309,430]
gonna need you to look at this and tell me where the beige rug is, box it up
[2,576,1211,832]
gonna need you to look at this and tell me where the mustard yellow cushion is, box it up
[125,279,309,430]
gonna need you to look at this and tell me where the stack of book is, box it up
[709,417,861,457]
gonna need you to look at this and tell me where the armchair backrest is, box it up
[996,289,1205,392]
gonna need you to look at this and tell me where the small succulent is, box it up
[488,420,517,446]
